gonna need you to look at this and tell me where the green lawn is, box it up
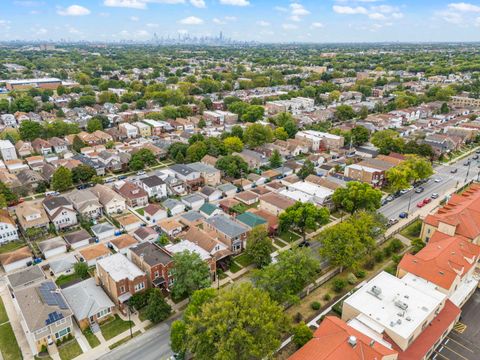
[100,315,134,340]
[0,323,22,360]
[108,330,141,350]
[34,355,53,360]
[229,261,242,273]
[0,241,26,254]
[400,219,422,241]
[273,238,287,248]
[233,253,253,267]
[136,208,145,216]
[0,297,8,324]
[58,339,83,360]
[82,329,100,348]
[139,309,147,322]
[277,230,301,243]
[55,273,83,288]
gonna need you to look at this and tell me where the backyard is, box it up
[400,219,422,241]
[100,315,134,341]
[55,273,84,288]
[0,240,27,254]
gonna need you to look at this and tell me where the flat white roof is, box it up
[6,78,61,85]
[290,181,333,199]
[344,271,446,340]
[279,189,312,203]
[165,240,211,261]
[0,140,14,149]
[298,130,342,140]
[97,253,145,281]
[347,164,378,173]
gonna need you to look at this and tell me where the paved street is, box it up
[380,152,480,220]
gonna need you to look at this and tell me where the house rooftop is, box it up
[205,215,248,239]
[130,242,172,266]
[7,265,45,289]
[97,253,145,281]
[165,240,211,261]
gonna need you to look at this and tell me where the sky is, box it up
[1,0,480,43]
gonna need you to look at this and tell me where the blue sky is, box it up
[1,1,480,42]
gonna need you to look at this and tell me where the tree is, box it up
[216,155,248,178]
[181,283,289,360]
[86,118,103,133]
[72,165,96,184]
[358,106,369,119]
[223,136,244,154]
[274,127,289,141]
[74,262,89,279]
[386,166,413,192]
[245,225,273,268]
[72,136,86,153]
[51,166,73,192]
[171,251,211,301]
[292,322,313,348]
[186,141,208,163]
[269,149,283,168]
[129,149,157,171]
[279,202,329,242]
[231,125,244,140]
[335,105,356,121]
[319,221,364,272]
[404,155,433,182]
[386,155,433,191]
[253,247,320,304]
[0,181,18,205]
[371,130,405,155]
[297,159,315,180]
[332,181,382,214]
[171,320,187,356]
[168,142,188,160]
[19,121,44,141]
[145,289,172,323]
[351,126,370,146]
[440,102,450,114]
[198,118,206,128]
[241,105,264,123]
[243,124,273,148]
[273,112,297,138]
[411,238,426,254]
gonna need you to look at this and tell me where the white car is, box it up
[136,170,146,176]
[434,178,441,183]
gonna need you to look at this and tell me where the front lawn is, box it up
[0,240,26,254]
[58,339,83,360]
[100,315,134,340]
[233,253,253,267]
[277,230,301,243]
[229,261,242,273]
[0,297,8,324]
[136,208,145,216]
[273,238,287,248]
[82,329,100,348]
[400,219,422,241]
[0,323,22,360]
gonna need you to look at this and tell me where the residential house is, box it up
[63,229,91,250]
[62,278,115,330]
[0,209,19,244]
[49,254,77,277]
[235,191,259,205]
[295,130,344,151]
[38,237,67,259]
[204,215,249,253]
[15,200,49,233]
[90,184,126,215]
[0,246,33,272]
[236,212,267,230]
[42,196,78,231]
[116,213,144,232]
[132,122,151,137]
[181,193,205,210]
[6,265,45,291]
[199,185,222,202]
[78,244,111,267]
[133,226,158,243]
[115,181,148,208]
[217,183,237,198]
[201,154,218,167]
[96,253,147,311]
[109,234,139,255]
[188,162,221,186]
[0,140,17,161]
[165,240,216,279]
[91,223,116,241]
[158,218,183,237]
[182,227,232,265]
[130,242,173,289]
[119,123,138,138]
[15,141,33,157]
[14,281,74,355]
[234,149,268,169]
[142,204,167,224]
[17,169,45,190]
[67,189,103,219]
[199,203,223,218]
[179,211,205,228]
[25,156,45,172]
[258,192,296,216]
[162,198,185,216]
[140,175,167,200]
[170,164,203,191]
[32,138,52,155]
[49,137,68,154]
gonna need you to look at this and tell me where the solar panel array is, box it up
[45,311,64,325]
[38,282,69,310]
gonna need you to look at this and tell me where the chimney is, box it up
[348,336,357,347]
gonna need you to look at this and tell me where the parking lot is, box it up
[431,289,480,360]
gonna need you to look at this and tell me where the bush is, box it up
[294,312,303,323]
[311,301,321,310]
[363,256,375,270]
[389,238,404,253]
[332,278,347,293]
[323,293,331,301]
[374,250,384,263]
[332,301,343,316]
[292,322,313,348]
[347,273,357,285]
[392,254,402,265]
[129,289,153,310]
[383,246,393,257]
[354,269,366,279]
[385,265,397,275]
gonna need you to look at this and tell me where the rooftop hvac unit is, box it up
[395,300,408,311]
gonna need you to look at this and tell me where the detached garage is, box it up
[38,237,67,259]
[91,223,116,241]
[0,246,33,273]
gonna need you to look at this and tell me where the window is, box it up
[154,271,159,279]
[97,308,110,319]
[134,282,145,292]
[55,327,70,339]
[119,286,125,294]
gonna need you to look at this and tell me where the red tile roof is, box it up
[289,316,397,360]
[398,231,480,290]
[424,184,480,240]
[398,300,460,360]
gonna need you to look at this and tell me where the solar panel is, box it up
[45,311,64,325]
[38,282,69,309]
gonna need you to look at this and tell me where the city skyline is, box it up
[1,1,480,43]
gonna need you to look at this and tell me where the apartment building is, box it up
[0,140,17,161]
[295,130,344,151]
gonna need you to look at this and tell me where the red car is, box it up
[423,198,432,205]
[417,201,425,208]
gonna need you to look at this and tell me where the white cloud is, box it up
[104,0,147,9]
[290,3,310,21]
[437,10,464,24]
[368,12,386,20]
[213,18,225,24]
[275,6,288,12]
[190,0,205,8]
[333,5,368,15]
[130,16,140,21]
[179,16,204,25]
[311,22,324,28]
[0,20,11,30]
[282,23,298,30]
[219,0,250,6]
[57,5,91,16]
[213,16,236,25]
[37,27,48,34]
[13,1,44,6]
[136,30,150,37]
[146,23,159,27]
[257,20,270,27]
[67,26,82,34]
[448,2,480,12]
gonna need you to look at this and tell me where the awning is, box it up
[153,277,166,287]
[118,292,132,303]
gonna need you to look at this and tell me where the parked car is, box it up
[451,168,458,173]
[386,195,394,202]
[118,175,127,180]
[399,212,408,219]
[434,178,442,183]
[473,155,479,160]
[423,198,432,204]
[400,189,409,195]
[388,218,399,227]
[414,187,424,193]
[137,170,146,176]
[417,201,425,208]
[431,193,439,199]
[464,161,470,166]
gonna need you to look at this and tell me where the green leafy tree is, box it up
[19,121,44,141]
[171,250,211,300]
[182,283,289,360]
[72,136,86,153]
[292,322,313,348]
[51,166,73,192]
[279,202,329,242]
[0,181,18,205]
[335,105,356,121]
[129,149,157,171]
[0,194,7,209]
[216,155,248,178]
[74,261,89,279]
[411,238,426,254]
[273,112,298,138]
[351,126,370,146]
[72,165,96,184]
[274,127,289,141]
[386,166,413,193]
[332,181,382,214]
[244,124,273,148]
[269,149,283,168]
[168,142,188,160]
[145,289,172,323]
[86,118,103,133]
[253,247,320,304]
[241,105,264,123]
[231,125,244,140]
[371,130,405,155]
[404,155,434,182]
[170,320,187,356]
[223,136,244,154]
[198,118,206,128]
[186,141,208,163]
[297,159,315,180]
[245,225,273,268]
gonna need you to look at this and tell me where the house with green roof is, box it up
[236,212,267,229]
[199,203,223,218]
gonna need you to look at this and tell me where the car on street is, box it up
[464,161,470,166]
[431,193,439,199]
[388,218,399,227]
[417,201,425,208]
[386,195,394,202]
[400,189,409,194]
[414,187,424,193]
[473,155,479,160]
[423,198,432,204]
[136,170,146,176]
[434,178,442,183]
[451,168,458,173]
[399,212,408,219]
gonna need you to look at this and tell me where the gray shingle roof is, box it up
[205,215,248,238]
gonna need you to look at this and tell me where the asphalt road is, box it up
[98,314,181,360]
[380,153,480,220]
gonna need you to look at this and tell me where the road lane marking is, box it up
[446,336,474,353]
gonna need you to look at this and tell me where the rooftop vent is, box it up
[368,285,383,298]
[395,300,408,311]
[348,336,357,347]
[406,317,412,322]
